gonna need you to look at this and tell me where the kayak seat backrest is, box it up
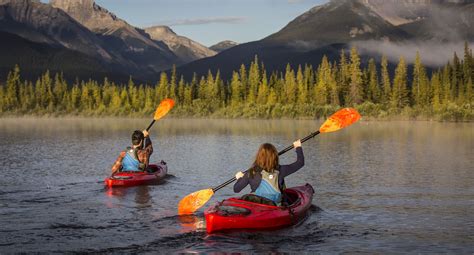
[240,194,277,206]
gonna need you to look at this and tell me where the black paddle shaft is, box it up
[212,130,321,192]
[146,120,156,132]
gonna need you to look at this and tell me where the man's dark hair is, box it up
[132,130,144,145]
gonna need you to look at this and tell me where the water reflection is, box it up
[178,215,206,232]
[105,186,152,206]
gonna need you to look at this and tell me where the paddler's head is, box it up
[131,130,144,148]
[250,143,279,177]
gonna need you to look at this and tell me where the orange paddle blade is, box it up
[178,188,214,215]
[319,108,361,133]
[154,98,175,120]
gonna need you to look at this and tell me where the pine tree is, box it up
[338,49,350,105]
[391,56,409,109]
[381,55,391,106]
[412,52,430,107]
[257,69,269,104]
[442,64,452,104]
[314,56,330,105]
[5,65,21,111]
[329,63,340,106]
[239,64,248,100]
[284,64,297,104]
[42,70,54,111]
[367,58,380,103]
[247,56,260,104]
[296,65,307,106]
[156,72,168,101]
[169,65,177,100]
[431,72,442,111]
[347,47,363,105]
[177,76,185,105]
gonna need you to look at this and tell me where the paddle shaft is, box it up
[146,120,156,132]
[212,130,321,192]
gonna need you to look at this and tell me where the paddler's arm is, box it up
[279,140,304,178]
[233,171,249,193]
[138,130,153,168]
[142,130,153,156]
[111,151,126,174]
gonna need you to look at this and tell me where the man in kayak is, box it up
[111,130,153,174]
[233,140,304,206]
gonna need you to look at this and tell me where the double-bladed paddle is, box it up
[177,108,361,215]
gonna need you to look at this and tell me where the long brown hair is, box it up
[250,143,279,177]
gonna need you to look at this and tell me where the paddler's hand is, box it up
[235,171,244,179]
[293,139,302,148]
[142,130,149,138]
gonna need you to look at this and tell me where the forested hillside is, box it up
[0,45,472,121]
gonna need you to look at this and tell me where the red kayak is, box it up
[104,162,168,187]
[204,184,314,233]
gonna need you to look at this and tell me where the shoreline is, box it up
[0,114,472,123]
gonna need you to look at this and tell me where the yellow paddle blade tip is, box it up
[154,98,175,120]
[178,189,214,215]
[319,108,361,133]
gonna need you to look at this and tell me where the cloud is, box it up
[353,40,474,67]
[158,16,247,26]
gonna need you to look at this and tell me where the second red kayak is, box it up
[204,184,314,233]
[104,161,168,187]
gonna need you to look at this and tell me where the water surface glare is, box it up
[0,118,472,253]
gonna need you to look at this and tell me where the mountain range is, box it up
[176,0,474,79]
[0,0,472,82]
[0,0,217,82]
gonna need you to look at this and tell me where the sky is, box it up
[49,0,329,47]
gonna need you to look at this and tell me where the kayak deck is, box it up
[204,184,314,233]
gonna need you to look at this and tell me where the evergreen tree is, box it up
[169,65,177,100]
[296,65,308,106]
[381,55,391,105]
[329,63,340,106]
[156,72,168,101]
[347,47,363,105]
[391,56,409,109]
[257,69,269,104]
[442,64,452,104]
[431,72,442,111]
[247,56,260,104]
[412,52,430,107]
[239,64,248,99]
[5,65,21,111]
[284,64,297,104]
[338,49,350,105]
[367,58,380,103]
[314,56,330,105]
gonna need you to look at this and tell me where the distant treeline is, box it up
[0,44,472,121]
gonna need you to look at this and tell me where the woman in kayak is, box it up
[111,130,153,174]
[234,140,304,205]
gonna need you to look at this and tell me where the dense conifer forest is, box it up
[0,45,472,121]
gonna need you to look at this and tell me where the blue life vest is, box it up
[122,147,142,171]
[254,170,281,204]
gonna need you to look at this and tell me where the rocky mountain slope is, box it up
[210,40,239,53]
[0,0,215,81]
[144,26,216,63]
[50,0,179,75]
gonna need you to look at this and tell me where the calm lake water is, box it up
[0,118,472,253]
